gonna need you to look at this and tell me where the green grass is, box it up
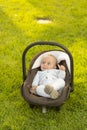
[0,0,87,130]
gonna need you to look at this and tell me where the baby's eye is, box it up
[42,61,45,64]
[48,62,50,65]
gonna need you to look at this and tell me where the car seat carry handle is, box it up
[22,41,74,91]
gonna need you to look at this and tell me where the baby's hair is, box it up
[48,54,57,61]
[42,53,58,64]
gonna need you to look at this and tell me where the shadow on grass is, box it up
[0,8,29,47]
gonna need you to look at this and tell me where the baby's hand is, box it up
[58,64,65,71]
[30,86,37,94]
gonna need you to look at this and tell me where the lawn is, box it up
[0,0,87,130]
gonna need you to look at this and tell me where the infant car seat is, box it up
[21,41,74,113]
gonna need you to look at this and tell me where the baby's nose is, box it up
[44,63,47,65]
[44,64,47,67]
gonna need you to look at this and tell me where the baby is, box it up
[30,54,66,99]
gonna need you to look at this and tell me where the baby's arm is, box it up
[58,64,66,71]
[30,72,40,94]
[32,72,40,87]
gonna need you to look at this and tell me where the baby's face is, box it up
[41,55,57,71]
